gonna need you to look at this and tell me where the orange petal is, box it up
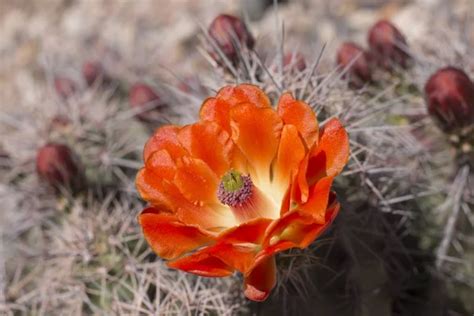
[216,217,272,244]
[167,248,234,277]
[200,84,271,133]
[229,103,283,181]
[263,211,315,248]
[298,176,334,223]
[177,122,232,178]
[217,84,271,109]
[280,181,293,215]
[210,218,272,273]
[139,208,214,260]
[243,255,276,301]
[277,92,319,147]
[143,125,187,163]
[293,155,310,203]
[262,203,340,256]
[230,146,254,175]
[200,98,231,133]
[274,124,307,196]
[137,168,233,229]
[294,119,349,203]
[176,203,236,231]
[136,168,181,209]
[168,219,272,275]
[308,118,350,182]
[145,149,176,181]
[174,156,220,204]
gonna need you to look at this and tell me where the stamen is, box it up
[217,170,278,222]
[217,171,253,207]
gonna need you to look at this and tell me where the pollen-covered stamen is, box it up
[218,170,278,222]
[217,170,253,207]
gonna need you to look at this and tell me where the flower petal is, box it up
[200,84,271,133]
[229,103,283,182]
[136,168,181,210]
[243,256,276,302]
[137,168,233,229]
[295,119,349,202]
[174,156,220,204]
[217,84,271,109]
[298,176,334,223]
[199,98,230,132]
[262,202,340,256]
[143,125,187,163]
[167,250,234,277]
[177,122,232,177]
[274,124,307,197]
[210,218,272,273]
[139,208,214,260]
[277,92,319,147]
[145,149,176,181]
[176,203,236,231]
[308,118,349,181]
[263,211,315,249]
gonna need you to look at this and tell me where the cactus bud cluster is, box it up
[336,20,410,88]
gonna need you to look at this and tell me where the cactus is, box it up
[1,1,473,315]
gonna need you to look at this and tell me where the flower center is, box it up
[217,170,278,223]
[217,170,253,207]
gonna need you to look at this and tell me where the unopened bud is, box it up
[336,42,372,88]
[36,143,82,189]
[208,14,255,65]
[129,83,164,122]
[368,20,410,69]
[424,67,474,133]
[284,52,306,71]
[54,77,76,99]
[82,61,107,86]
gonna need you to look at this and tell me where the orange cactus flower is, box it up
[136,84,350,301]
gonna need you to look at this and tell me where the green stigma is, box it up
[221,170,244,192]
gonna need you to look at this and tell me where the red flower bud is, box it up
[82,61,106,86]
[424,67,474,133]
[368,20,410,69]
[336,42,372,88]
[54,77,76,99]
[283,52,306,71]
[208,14,255,65]
[129,83,164,122]
[36,143,81,188]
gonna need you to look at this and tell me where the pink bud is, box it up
[336,42,372,88]
[284,52,307,71]
[368,20,410,69]
[82,61,106,86]
[208,14,255,65]
[424,67,474,133]
[129,83,164,122]
[54,77,76,99]
[36,143,81,188]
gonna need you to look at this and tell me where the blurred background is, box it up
[1,0,473,315]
